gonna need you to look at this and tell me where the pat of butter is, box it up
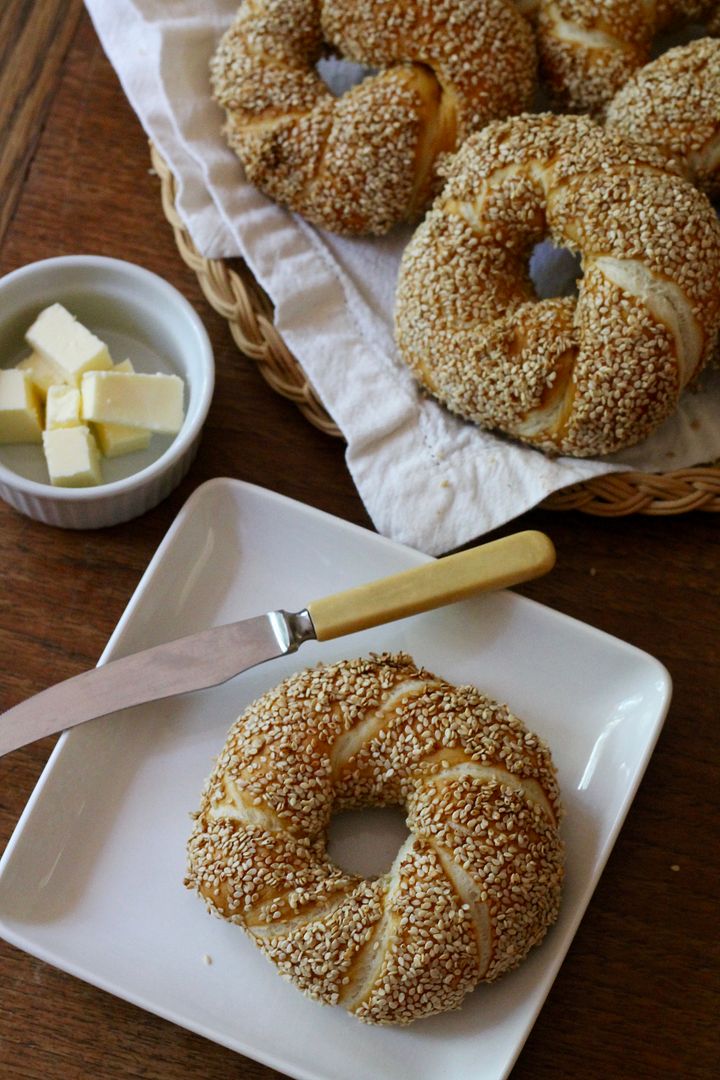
[16,350,66,399]
[26,303,112,387]
[90,357,152,457]
[0,368,43,444]
[42,425,102,487]
[45,384,81,430]
[82,371,184,434]
[93,421,151,458]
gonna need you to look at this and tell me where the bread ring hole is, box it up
[530,237,583,299]
[316,53,379,96]
[327,806,410,878]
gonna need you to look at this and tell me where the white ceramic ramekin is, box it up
[0,255,214,528]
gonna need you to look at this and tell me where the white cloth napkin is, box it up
[84,0,720,554]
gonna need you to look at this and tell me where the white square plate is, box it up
[0,478,671,1080]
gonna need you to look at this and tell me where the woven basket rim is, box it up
[150,142,720,516]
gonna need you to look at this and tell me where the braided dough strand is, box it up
[211,0,537,234]
[186,653,564,1025]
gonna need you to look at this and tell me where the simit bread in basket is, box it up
[394,112,720,458]
[209,0,537,235]
[534,0,720,115]
[605,37,720,199]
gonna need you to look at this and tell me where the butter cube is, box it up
[45,384,81,430]
[42,425,102,487]
[26,303,112,387]
[0,368,43,444]
[16,350,66,399]
[89,358,151,457]
[81,370,184,434]
[93,421,151,458]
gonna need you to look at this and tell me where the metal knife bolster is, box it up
[272,608,317,654]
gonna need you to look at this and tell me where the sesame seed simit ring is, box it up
[534,0,720,115]
[605,37,720,200]
[185,653,564,1025]
[394,113,720,459]
[209,0,537,235]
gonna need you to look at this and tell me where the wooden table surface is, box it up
[1,6,718,1078]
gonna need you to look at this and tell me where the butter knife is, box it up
[0,530,555,758]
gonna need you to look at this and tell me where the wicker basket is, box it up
[152,143,720,516]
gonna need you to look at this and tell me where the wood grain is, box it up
[0,0,85,247]
[0,8,719,1080]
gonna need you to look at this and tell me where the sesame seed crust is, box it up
[534,0,720,114]
[185,653,564,1025]
[394,112,720,458]
[606,37,720,198]
[210,0,537,235]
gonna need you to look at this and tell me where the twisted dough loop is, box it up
[535,0,720,114]
[210,0,537,234]
[394,113,720,458]
[606,37,720,198]
[186,654,564,1026]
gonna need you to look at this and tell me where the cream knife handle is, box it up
[307,530,555,641]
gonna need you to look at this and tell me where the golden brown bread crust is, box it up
[185,653,564,1025]
[605,37,720,198]
[394,112,720,458]
[535,0,720,115]
[210,0,537,235]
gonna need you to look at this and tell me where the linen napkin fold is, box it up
[84,0,720,554]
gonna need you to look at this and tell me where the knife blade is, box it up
[0,529,555,758]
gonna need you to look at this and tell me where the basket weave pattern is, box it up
[151,143,720,516]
